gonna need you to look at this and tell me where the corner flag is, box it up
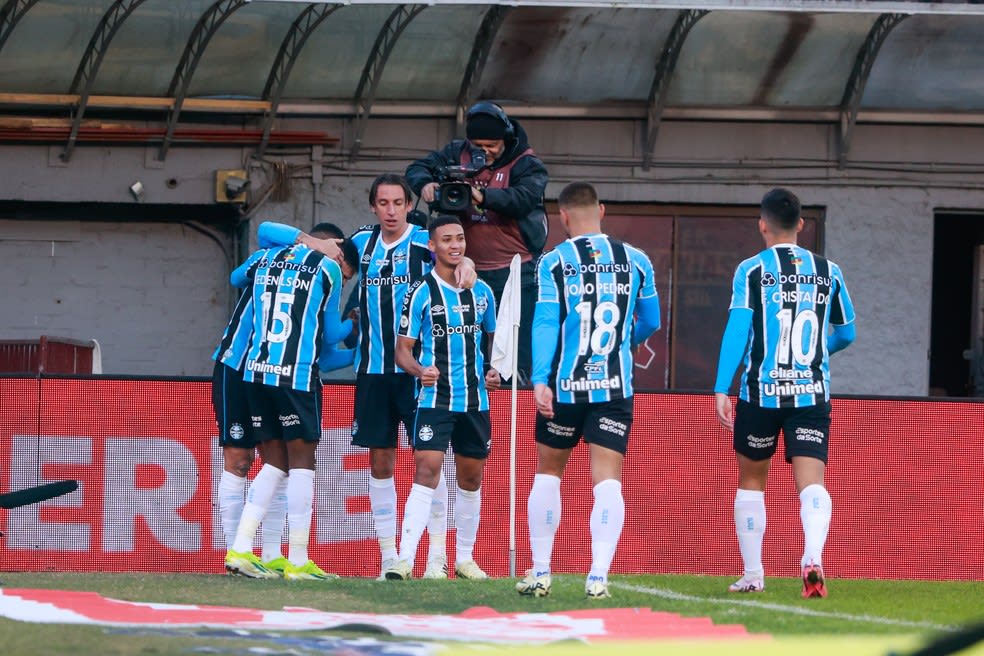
[491,254,522,381]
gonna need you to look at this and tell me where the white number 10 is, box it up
[775,308,818,366]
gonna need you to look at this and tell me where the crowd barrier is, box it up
[1,376,981,581]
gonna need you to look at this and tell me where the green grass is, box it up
[1,572,982,655]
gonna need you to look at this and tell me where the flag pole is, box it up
[508,320,519,578]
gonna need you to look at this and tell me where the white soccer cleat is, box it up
[728,573,765,593]
[454,560,488,580]
[516,569,551,597]
[423,556,448,580]
[377,558,397,581]
[384,559,413,581]
[585,576,611,599]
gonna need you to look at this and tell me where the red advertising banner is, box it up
[1,378,981,580]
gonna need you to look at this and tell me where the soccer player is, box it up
[212,221,346,575]
[517,181,661,600]
[713,187,856,599]
[223,233,360,580]
[386,214,500,581]
[347,174,476,579]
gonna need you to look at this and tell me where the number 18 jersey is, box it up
[730,243,855,408]
[537,233,657,404]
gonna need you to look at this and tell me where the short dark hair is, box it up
[761,188,801,229]
[369,173,412,205]
[427,214,463,237]
[339,238,359,273]
[557,181,599,209]
[310,222,344,240]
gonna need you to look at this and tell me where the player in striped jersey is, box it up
[714,188,856,599]
[347,174,476,580]
[385,215,500,581]
[212,221,347,575]
[224,235,360,580]
[518,182,661,600]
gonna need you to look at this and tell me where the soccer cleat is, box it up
[728,574,765,593]
[516,569,552,597]
[384,559,413,581]
[585,576,611,599]
[423,557,449,580]
[377,558,397,581]
[283,559,339,581]
[224,550,278,579]
[262,556,291,578]
[454,560,488,580]
[802,564,828,598]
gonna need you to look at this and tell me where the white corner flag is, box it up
[491,254,523,381]
[490,254,523,577]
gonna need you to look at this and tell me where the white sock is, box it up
[286,468,315,566]
[734,489,766,577]
[588,479,624,581]
[799,484,832,568]
[455,486,482,565]
[217,471,246,550]
[261,477,287,561]
[369,475,398,561]
[527,473,561,576]
[398,483,435,566]
[427,470,448,563]
[231,464,286,553]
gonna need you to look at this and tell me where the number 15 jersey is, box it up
[730,243,855,408]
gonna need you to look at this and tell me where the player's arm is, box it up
[713,308,753,430]
[632,294,661,346]
[320,263,352,345]
[828,322,855,355]
[396,282,439,385]
[318,342,356,372]
[257,221,301,248]
[230,249,265,288]
[454,256,477,289]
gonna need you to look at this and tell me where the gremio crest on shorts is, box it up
[418,425,434,442]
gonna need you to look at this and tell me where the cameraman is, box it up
[406,102,549,383]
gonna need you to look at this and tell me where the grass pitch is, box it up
[0,572,982,655]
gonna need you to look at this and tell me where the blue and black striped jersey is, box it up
[351,224,433,374]
[398,272,497,412]
[730,243,855,408]
[235,244,345,392]
[535,233,658,404]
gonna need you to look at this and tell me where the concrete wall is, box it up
[2,116,982,393]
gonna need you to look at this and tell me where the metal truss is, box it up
[348,4,426,163]
[159,0,248,161]
[838,13,909,168]
[0,0,39,54]
[61,0,150,161]
[643,8,708,171]
[257,2,343,157]
[454,5,511,136]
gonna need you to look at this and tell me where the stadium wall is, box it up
[0,377,981,581]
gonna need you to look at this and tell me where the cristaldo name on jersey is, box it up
[762,380,824,396]
[245,359,293,376]
[771,289,828,304]
[361,273,410,287]
[563,262,631,277]
[559,375,622,392]
[567,281,632,297]
[255,274,312,291]
[257,258,320,275]
[769,368,815,380]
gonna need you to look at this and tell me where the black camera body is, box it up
[432,151,487,214]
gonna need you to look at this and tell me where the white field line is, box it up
[612,581,955,632]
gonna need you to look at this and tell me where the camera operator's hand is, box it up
[421,182,440,203]
[470,186,485,206]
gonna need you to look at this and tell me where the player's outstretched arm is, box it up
[257,221,301,248]
[454,256,477,289]
[632,294,662,346]
[713,308,752,396]
[318,342,356,372]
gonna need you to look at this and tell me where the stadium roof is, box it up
[2,0,984,159]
